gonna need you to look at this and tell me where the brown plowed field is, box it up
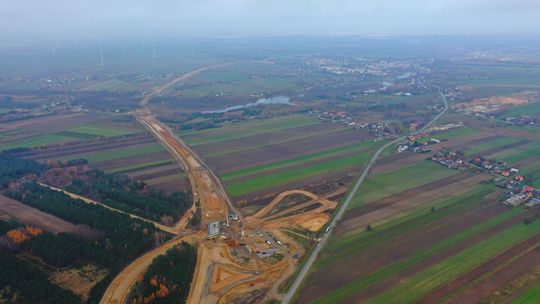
[297,200,508,303]
[92,151,171,170]
[474,139,531,157]
[128,166,182,180]
[191,123,345,154]
[418,232,540,304]
[0,113,98,141]
[446,246,540,304]
[336,173,489,234]
[341,173,469,222]
[234,168,358,210]
[197,129,369,173]
[25,135,156,160]
[0,194,94,236]
[371,152,430,174]
[227,147,369,185]
[343,210,535,303]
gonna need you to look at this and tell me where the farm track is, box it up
[38,183,180,235]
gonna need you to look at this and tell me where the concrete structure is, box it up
[207,221,221,239]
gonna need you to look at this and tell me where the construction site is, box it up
[98,105,340,304]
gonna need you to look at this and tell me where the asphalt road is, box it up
[282,91,448,304]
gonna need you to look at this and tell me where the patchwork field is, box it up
[0,112,143,150]
[1,113,188,193]
[179,115,380,211]
[295,119,540,304]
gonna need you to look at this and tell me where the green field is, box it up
[318,184,495,268]
[226,149,374,197]
[428,126,479,141]
[180,115,320,145]
[513,282,540,304]
[465,136,522,156]
[106,159,173,174]
[311,207,524,304]
[68,124,142,137]
[500,101,540,117]
[222,140,380,181]
[368,218,540,304]
[0,134,77,150]
[348,161,458,209]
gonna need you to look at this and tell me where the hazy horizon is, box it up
[2,0,540,39]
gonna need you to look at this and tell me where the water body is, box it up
[396,72,415,80]
[202,96,293,114]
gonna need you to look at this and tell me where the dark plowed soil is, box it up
[453,135,502,151]
[340,173,467,223]
[344,210,535,303]
[474,139,531,157]
[296,201,508,303]
[446,246,540,304]
[24,134,156,160]
[92,151,171,170]
[130,166,182,180]
[198,128,369,173]
[337,173,490,234]
[418,230,540,304]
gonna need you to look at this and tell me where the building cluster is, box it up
[315,110,400,139]
[468,157,522,180]
[503,115,537,127]
[498,180,540,208]
[396,135,441,154]
[430,150,540,209]
[206,212,240,239]
[425,122,464,133]
[429,148,469,170]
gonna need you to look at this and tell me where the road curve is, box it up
[282,92,448,304]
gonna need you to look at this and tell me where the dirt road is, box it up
[100,233,199,304]
[39,183,180,235]
[139,62,239,107]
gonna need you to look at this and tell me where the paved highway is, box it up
[282,91,448,304]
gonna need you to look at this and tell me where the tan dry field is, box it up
[50,263,108,302]
[0,194,92,236]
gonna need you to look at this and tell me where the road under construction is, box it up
[100,64,339,304]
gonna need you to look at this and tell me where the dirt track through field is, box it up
[297,200,507,303]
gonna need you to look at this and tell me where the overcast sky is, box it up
[2,0,539,38]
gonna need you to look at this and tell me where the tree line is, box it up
[66,169,190,224]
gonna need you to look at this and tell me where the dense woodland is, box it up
[0,153,193,303]
[130,242,197,304]
[66,169,190,223]
[7,182,164,268]
[0,152,46,187]
[0,249,81,304]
